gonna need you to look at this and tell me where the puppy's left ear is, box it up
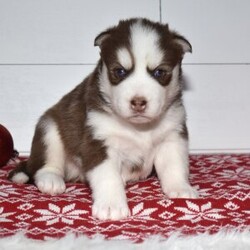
[173,33,192,53]
[94,31,111,47]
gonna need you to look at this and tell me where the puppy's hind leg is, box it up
[35,119,66,195]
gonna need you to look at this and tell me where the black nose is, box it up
[130,96,147,112]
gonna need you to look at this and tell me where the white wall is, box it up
[0,0,249,154]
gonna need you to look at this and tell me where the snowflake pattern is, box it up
[0,207,15,222]
[128,184,153,195]
[18,203,34,211]
[65,186,89,196]
[131,202,157,221]
[0,154,249,241]
[0,184,19,197]
[16,213,33,221]
[229,182,250,190]
[33,203,88,225]
[175,201,226,223]
[159,211,175,220]
[216,167,250,180]
[224,201,239,211]
[193,185,212,197]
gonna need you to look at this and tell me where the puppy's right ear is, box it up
[94,31,111,47]
[173,33,192,54]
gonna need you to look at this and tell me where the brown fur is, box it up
[9,65,108,180]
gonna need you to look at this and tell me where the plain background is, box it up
[0,0,250,154]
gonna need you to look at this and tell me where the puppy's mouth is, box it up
[128,114,153,124]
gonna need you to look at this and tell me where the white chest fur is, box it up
[87,109,182,183]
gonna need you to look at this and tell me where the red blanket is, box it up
[0,154,249,242]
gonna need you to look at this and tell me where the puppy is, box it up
[9,18,198,220]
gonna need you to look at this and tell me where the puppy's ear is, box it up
[173,33,192,53]
[94,31,111,47]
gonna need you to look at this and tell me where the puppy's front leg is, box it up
[154,134,198,199]
[87,157,130,220]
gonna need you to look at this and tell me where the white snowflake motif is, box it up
[205,155,243,165]
[228,212,244,218]
[0,184,19,197]
[16,213,33,221]
[14,221,30,228]
[224,201,239,211]
[175,201,226,223]
[159,211,175,220]
[33,203,88,225]
[157,199,173,208]
[229,182,250,190]
[216,167,250,180]
[212,182,225,188]
[128,184,153,195]
[131,202,157,221]
[193,185,212,197]
[65,186,89,196]
[0,207,15,222]
[18,203,34,211]
[65,186,91,202]
[232,218,246,224]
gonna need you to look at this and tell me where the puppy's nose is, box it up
[130,96,147,112]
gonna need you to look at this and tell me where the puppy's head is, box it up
[95,18,191,125]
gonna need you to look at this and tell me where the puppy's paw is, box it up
[92,199,130,220]
[35,171,66,195]
[164,183,199,199]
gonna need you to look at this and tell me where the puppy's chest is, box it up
[118,136,153,164]
[87,111,166,171]
[113,129,161,170]
[112,134,158,183]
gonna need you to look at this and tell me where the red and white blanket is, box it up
[0,154,249,242]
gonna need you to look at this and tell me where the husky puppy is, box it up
[9,18,198,220]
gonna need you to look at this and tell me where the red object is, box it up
[0,154,249,241]
[0,124,14,167]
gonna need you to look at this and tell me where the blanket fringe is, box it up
[1,230,249,250]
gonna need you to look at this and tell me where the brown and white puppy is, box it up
[9,18,198,220]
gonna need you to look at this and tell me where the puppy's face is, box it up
[95,19,191,124]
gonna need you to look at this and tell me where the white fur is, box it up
[0,230,249,250]
[34,120,85,194]
[154,134,198,198]
[117,48,133,70]
[11,172,29,184]
[35,170,66,195]
[130,21,163,69]
[35,120,66,195]
[87,153,130,220]
[64,157,85,183]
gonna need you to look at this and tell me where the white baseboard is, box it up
[190,148,250,154]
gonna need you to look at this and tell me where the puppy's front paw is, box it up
[164,183,199,199]
[35,171,66,195]
[92,199,130,220]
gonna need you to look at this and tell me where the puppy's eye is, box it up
[150,67,172,86]
[115,68,128,79]
[152,69,167,78]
